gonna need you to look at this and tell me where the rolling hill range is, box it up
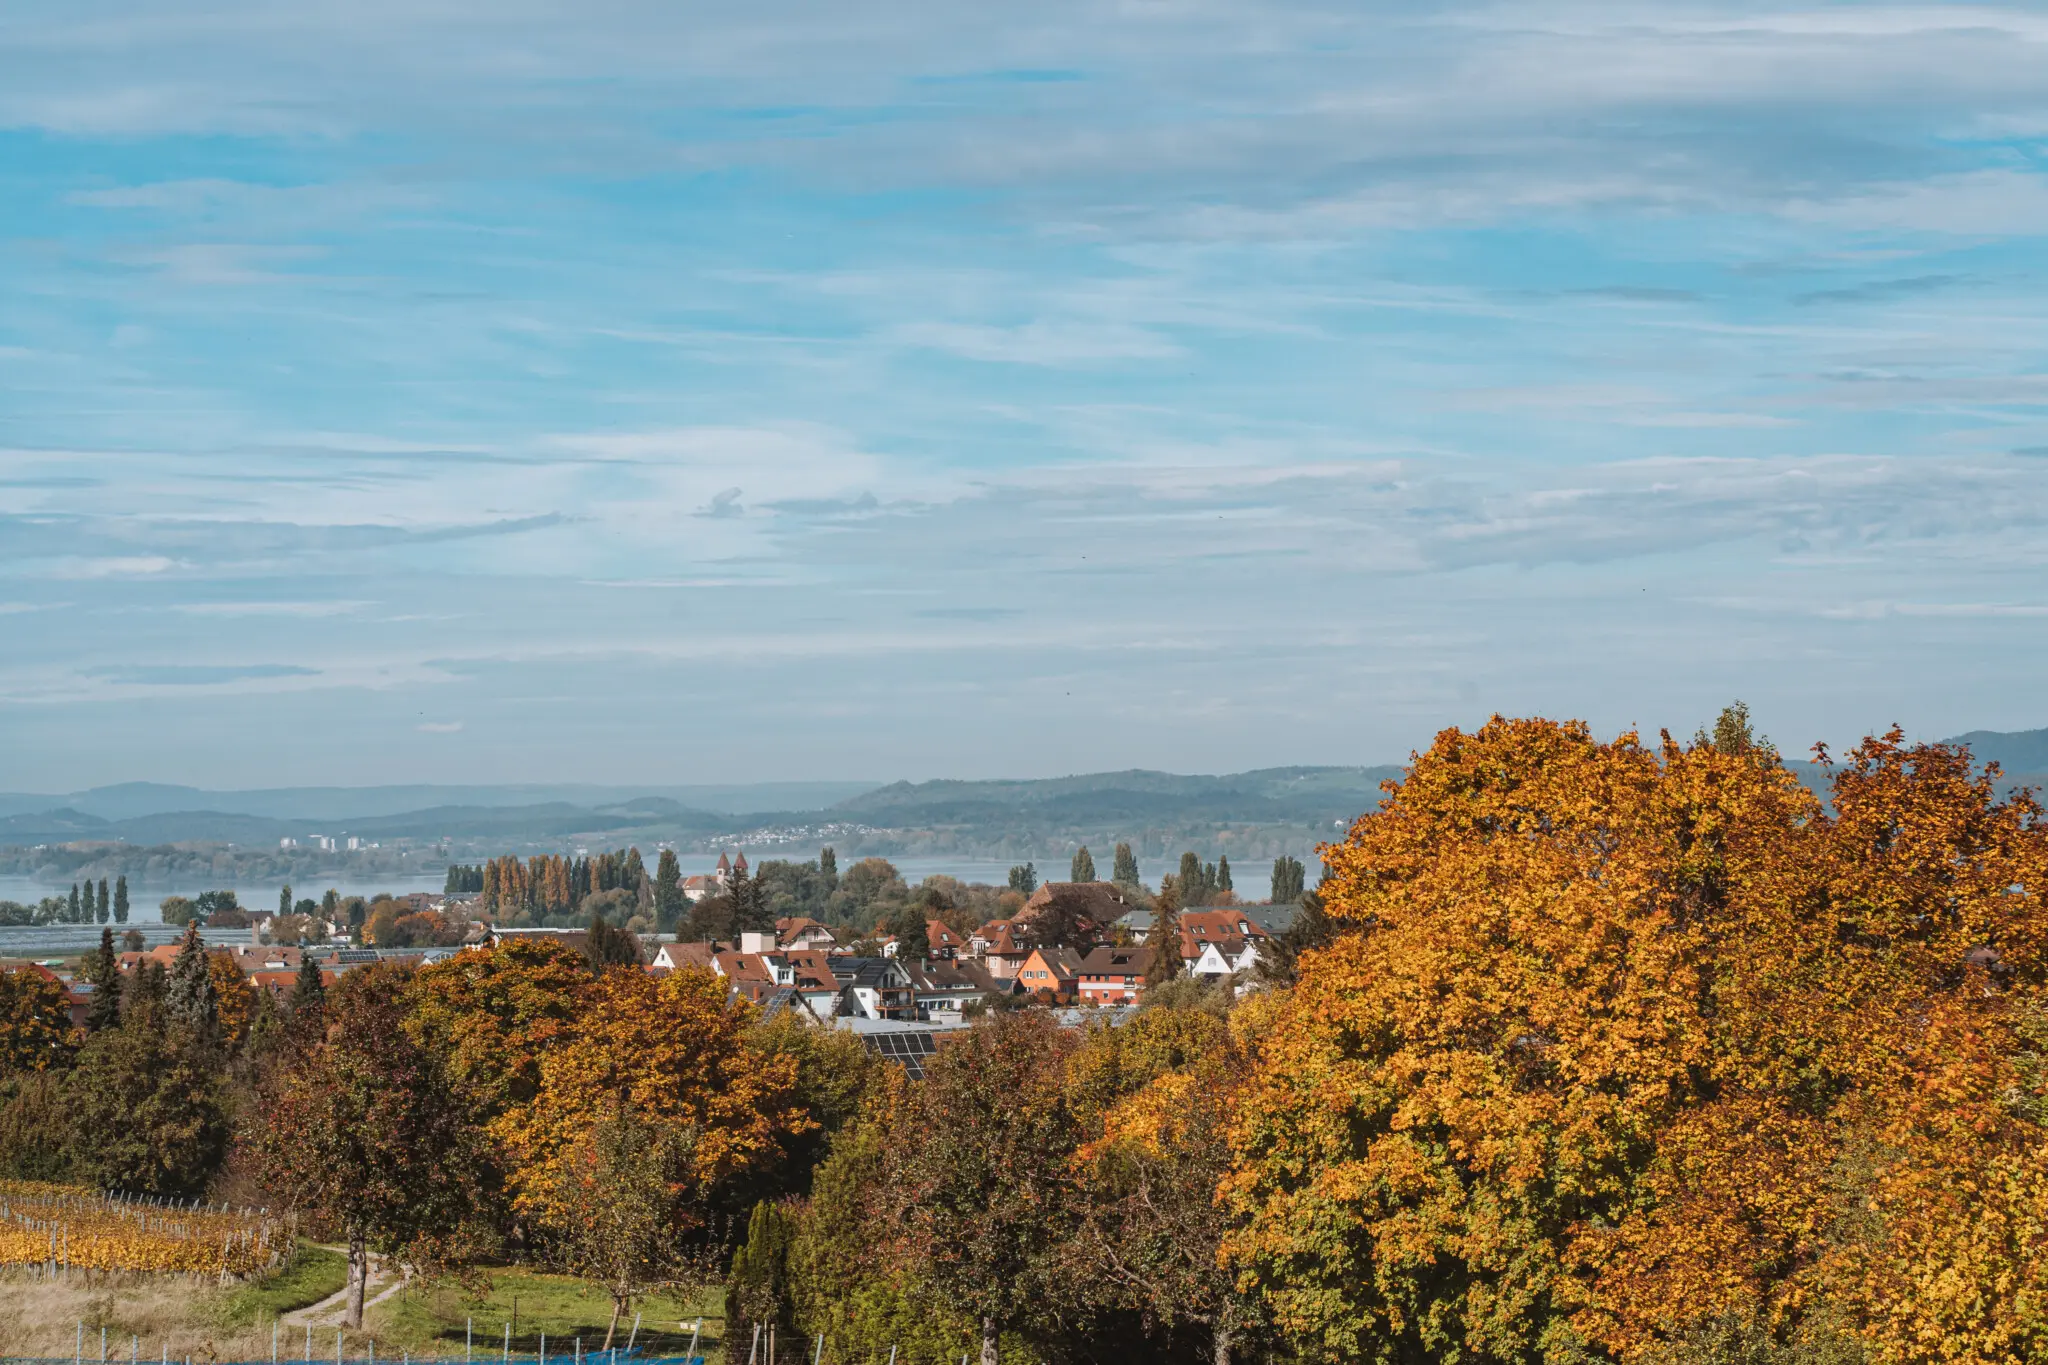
[2,729,2039,887]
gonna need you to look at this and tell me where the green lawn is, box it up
[370,1269,724,1358]
[219,1241,351,1328]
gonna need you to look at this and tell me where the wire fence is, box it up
[4,1324,712,1365]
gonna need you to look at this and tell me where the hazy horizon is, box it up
[6,3,2047,789]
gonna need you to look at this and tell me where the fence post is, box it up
[503,1322,510,1365]
[76,1319,83,1365]
[627,1315,640,1352]
[467,1318,473,1364]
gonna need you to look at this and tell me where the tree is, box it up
[503,968,812,1279]
[1144,885,1183,989]
[533,1099,709,1348]
[1178,852,1206,906]
[96,878,109,924]
[728,864,773,934]
[654,849,686,931]
[1007,863,1039,895]
[158,896,196,927]
[729,1199,801,1358]
[112,875,129,924]
[163,923,217,1036]
[1220,717,2048,1365]
[0,969,76,1072]
[1071,847,1096,883]
[279,883,294,918]
[586,914,644,971]
[878,1011,1083,1365]
[67,1012,228,1198]
[1113,843,1141,887]
[208,950,256,1052]
[261,963,489,1329]
[820,846,838,889]
[882,904,930,964]
[68,883,81,923]
[1216,856,1232,895]
[1070,1008,1261,1365]
[289,952,327,1041]
[83,928,121,1033]
[1268,855,1305,905]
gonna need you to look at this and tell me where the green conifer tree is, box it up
[1112,842,1140,886]
[290,953,326,1039]
[96,878,110,924]
[113,875,129,924]
[1178,852,1205,906]
[68,883,81,923]
[1007,863,1040,894]
[1217,855,1232,894]
[653,849,685,931]
[1071,847,1096,883]
[85,927,121,1032]
[164,923,218,1036]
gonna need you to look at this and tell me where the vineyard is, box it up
[0,1181,287,1279]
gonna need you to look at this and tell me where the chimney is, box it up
[740,930,778,955]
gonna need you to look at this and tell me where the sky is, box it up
[3,1,2047,790]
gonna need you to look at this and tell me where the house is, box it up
[651,942,719,973]
[924,920,966,959]
[775,917,838,950]
[482,926,592,956]
[711,950,782,1005]
[1015,946,1084,1000]
[902,958,986,1020]
[1179,910,1270,977]
[970,919,1033,980]
[1075,944,1153,1005]
[681,875,718,903]
[830,957,918,1021]
[1019,882,1130,942]
[248,967,336,1001]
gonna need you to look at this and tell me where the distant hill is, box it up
[0,780,881,824]
[0,765,1406,872]
[1944,727,2048,778]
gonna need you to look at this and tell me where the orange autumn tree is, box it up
[505,967,811,1281]
[1223,716,2048,1365]
[1595,730,2048,1363]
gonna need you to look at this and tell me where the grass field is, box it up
[219,1241,350,1328]
[369,1270,726,1357]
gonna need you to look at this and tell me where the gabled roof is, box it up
[1077,945,1154,978]
[926,920,965,950]
[1020,881,1128,927]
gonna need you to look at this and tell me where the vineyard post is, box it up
[686,1321,699,1363]
[503,1321,510,1365]
[75,1318,82,1365]
[467,1318,472,1363]
[627,1315,640,1351]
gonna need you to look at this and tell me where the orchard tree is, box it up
[878,1011,1083,1365]
[533,1099,710,1348]
[67,1010,228,1197]
[261,963,489,1329]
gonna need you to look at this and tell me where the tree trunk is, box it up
[603,1297,622,1350]
[345,1231,368,1330]
[980,1315,999,1365]
[1212,1321,1234,1365]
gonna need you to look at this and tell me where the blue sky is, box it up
[3,1,2047,789]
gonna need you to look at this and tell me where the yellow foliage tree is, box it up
[504,967,811,1235]
[1223,717,2048,1365]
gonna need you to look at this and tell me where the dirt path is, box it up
[283,1248,405,1328]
